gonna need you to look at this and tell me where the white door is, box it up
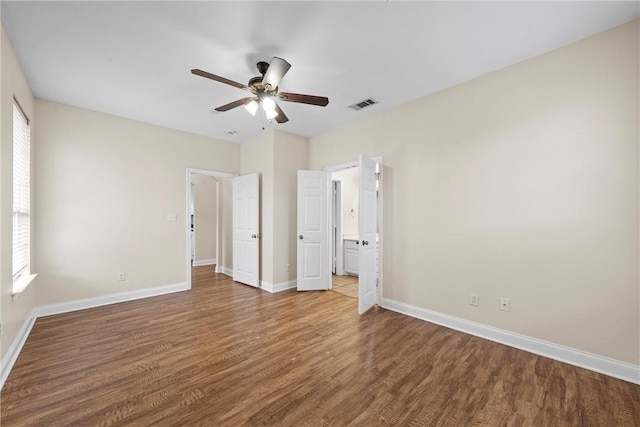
[233,173,259,287]
[359,155,378,313]
[297,170,330,291]
[190,182,195,263]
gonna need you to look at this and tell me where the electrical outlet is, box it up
[117,272,126,281]
[499,297,510,312]
[469,293,479,306]
[166,213,177,222]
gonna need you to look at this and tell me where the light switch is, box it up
[166,213,177,222]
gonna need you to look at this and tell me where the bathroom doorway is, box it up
[324,156,382,312]
[330,166,360,299]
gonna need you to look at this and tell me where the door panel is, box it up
[359,155,378,313]
[233,173,259,287]
[297,170,330,291]
[303,242,321,278]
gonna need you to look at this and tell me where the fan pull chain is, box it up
[262,109,273,130]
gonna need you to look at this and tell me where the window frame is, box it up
[12,97,36,295]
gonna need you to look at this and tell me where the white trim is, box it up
[381,297,640,385]
[325,160,358,173]
[261,280,297,293]
[188,168,236,178]
[1,282,188,390]
[1,314,37,390]
[216,266,233,276]
[332,180,344,276]
[11,273,37,300]
[34,283,188,318]
[193,258,217,267]
[324,157,383,173]
[376,158,383,306]
[324,156,383,308]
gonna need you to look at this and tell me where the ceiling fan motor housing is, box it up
[248,76,264,90]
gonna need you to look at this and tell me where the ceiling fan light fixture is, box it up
[265,108,278,120]
[262,97,277,118]
[244,99,259,116]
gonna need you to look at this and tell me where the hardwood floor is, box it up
[331,274,358,299]
[2,266,638,426]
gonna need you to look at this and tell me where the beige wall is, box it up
[273,130,308,284]
[1,25,37,360]
[34,100,240,306]
[309,21,639,365]
[240,129,308,286]
[219,177,233,272]
[192,174,217,263]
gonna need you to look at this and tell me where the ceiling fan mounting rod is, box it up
[256,61,270,76]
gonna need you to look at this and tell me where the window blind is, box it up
[13,100,30,278]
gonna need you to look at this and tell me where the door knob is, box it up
[299,235,303,239]
[251,234,257,239]
[362,240,369,245]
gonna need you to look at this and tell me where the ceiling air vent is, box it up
[348,98,378,111]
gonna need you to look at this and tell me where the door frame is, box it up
[185,168,237,290]
[332,180,343,276]
[324,157,383,307]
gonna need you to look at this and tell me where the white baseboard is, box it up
[1,282,189,391]
[193,258,216,267]
[4,285,636,391]
[260,280,297,293]
[213,270,295,293]
[216,266,233,276]
[1,314,37,390]
[34,283,188,318]
[380,298,640,385]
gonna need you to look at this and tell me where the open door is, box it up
[233,173,259,287]
[297,170,330,291]
[358,155,378,313]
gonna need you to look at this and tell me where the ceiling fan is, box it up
[191,57,329,124]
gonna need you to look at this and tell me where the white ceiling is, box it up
[2,1,638,143]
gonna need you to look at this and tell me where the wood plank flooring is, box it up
[331,274,358,299]
[1,265,638,426]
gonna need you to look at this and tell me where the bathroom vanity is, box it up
[343,237,359,276]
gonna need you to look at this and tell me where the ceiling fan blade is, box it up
[191,69,248,90]
[279,92,329,107]
[215,97,255,112]
[262,57,291,90]
[274,103,289,124]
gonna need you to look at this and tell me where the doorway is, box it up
[330,166,360,298]
[325,156,383,312]
[185,168,236,289]
[191,175,218,267]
